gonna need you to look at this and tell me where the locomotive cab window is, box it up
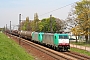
[59,35,68,39]
[64,36,68,39]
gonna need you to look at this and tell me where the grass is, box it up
[0,32,34,60]
[70,41,90,56]
[70,47,90,56]
[70,41,90,47]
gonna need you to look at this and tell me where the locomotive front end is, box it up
[58,34,70,51]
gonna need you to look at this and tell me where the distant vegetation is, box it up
[0,33,34,60]
[19,13,66,33]
[64,0,90,43]
[17,0,90,43]
[70,0,90,43]
[0,28,4,31]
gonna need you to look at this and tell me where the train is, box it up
[6,30,70,51]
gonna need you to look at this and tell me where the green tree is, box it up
[22,17,30,31]
[37,17,64,32]
[40,17,56,32]
[34,13,39,31]
[71,25,82,43]
[31,21,35,31]
[75,0,90,43]
[38,21,44,32]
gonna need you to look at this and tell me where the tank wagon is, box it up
[20,31,32,40]
[11,30,19,36]
[32,32,70,51]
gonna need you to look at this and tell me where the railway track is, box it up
[62,51,90,60]
[8,33,90,60]
[21,38,90,60]
[21,39,73,60]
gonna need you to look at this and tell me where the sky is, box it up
[0,0,80,29]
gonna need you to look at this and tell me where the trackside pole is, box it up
[19,14,21,45]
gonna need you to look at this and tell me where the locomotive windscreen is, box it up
[59,35,68,39]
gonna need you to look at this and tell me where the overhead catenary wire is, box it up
[19,0,80,19]
[39,0,80,16]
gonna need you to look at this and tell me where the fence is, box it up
[70,44,90,52]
